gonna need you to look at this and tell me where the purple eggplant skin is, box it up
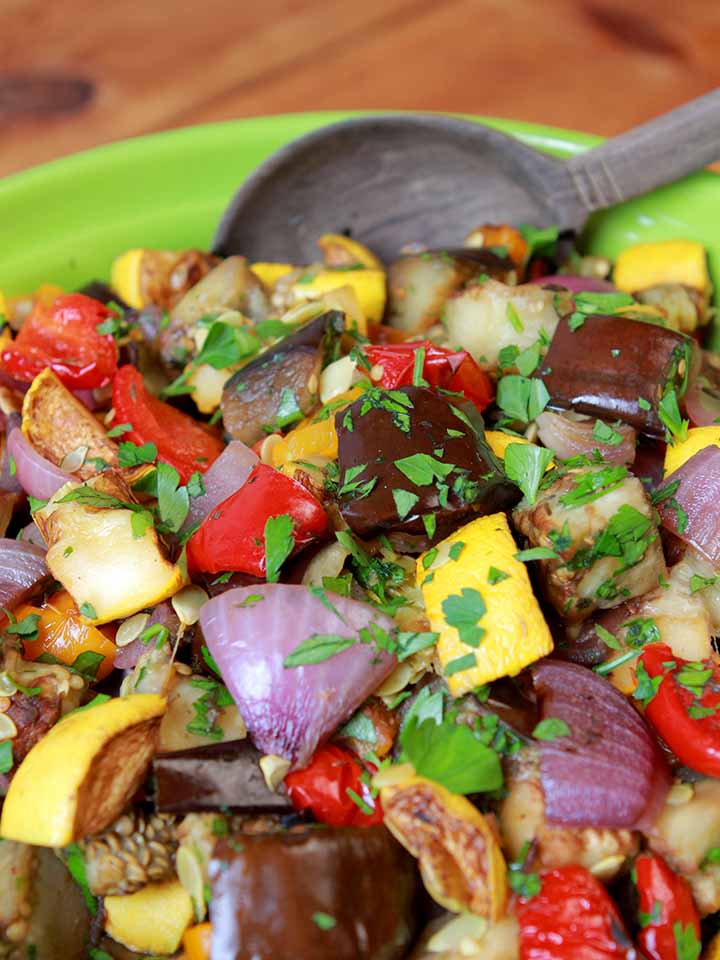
[221,309,345,446]
[539,313,695,438]
[335,385,519,549]
[153,739,292,814]
[209,824,419,960]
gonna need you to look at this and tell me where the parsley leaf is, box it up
[392,488,419,520]
[690,573,719,594]
[488,566,509,585]
[313,912,337,931]
[515,546,559,561]
[592,419,624,446]
[79,602,97,619]
[633,661,662,708]
[394,453,455,486]
[658,388,689,445]
[506,301,524,333]
[504,442,554,504]
[496,375,549,423]
[400,713,503,794]
[264,514,295,583]
[64,843,97,915]
[0,740,12,774]
[532,717,571,740]
[283,632,356,667]
[444,652,477,676]
[117,440,157,467]
[673,921,701,960]
[156,461,190,533]
[442,588,487,648]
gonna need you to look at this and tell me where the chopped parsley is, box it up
[496,375,549,423]
[313,912,337,931]
[506,301,524,333]
[441,587,487,647]
[400,712,502,794]
[444,652,477,676]
[392,488,419,520]
[658,387,689,445]
[264,514,295,583]
[592,419,624,446]
[487,566,509,585]
[504,442,554,504]
[532,717,571,740]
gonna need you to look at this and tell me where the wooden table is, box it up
[1,0,719,179]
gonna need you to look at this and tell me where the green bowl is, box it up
[2,111,719,344]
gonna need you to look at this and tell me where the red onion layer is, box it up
[200,583,397,767]
[658,445,720,565]
[536,410,636,464]
[533,659,670,830]
[7,428,71,502]
[0,538,49,611]
[184,440,258,531]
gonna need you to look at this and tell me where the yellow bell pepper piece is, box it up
[111,249,147,309]
[291,268,386,325]
[272,387,364,467]
[0,291,6,320]
[105,880,194,955]
[15,590,117,681]
[614,240,709,294]
[0,694,166,846]
[183,922,213,960]
[250,262,295,288]
[317,233,383,270]
[418,513,553,696]
[664,425,720,477]
[485,430,541,463]
[381,773,507,919]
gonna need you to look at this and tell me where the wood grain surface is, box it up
[1,0,719,179]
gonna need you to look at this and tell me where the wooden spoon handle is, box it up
[560,88,720,215]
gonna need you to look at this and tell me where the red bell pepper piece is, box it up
[284,743,383,828]
[186,463,327,576]
[364,341,493,412]
[634,853,701,960]
[112,365,223,484]
[1,293,118,389]
[638,642,720,778]
[517,865,635,959]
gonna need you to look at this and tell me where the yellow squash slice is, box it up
[104,880,193,954]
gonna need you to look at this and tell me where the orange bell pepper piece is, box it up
[182,922,212,960]
[16,590,117,681]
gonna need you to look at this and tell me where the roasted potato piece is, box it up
[381,773,507,919]
[221,309,344,446]
[35,471,185,624]
[513,463,666,621]
[443,279,559,370]
[635,283,706,334]
[22,368,119,478]
[387,249,516,334]
[160,256,268,366]
[0,693,166,846]
[411,914,520,960]
[111,248,220,311]
[158,674,247,752]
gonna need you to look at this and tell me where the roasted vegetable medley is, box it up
[2,225,720,959]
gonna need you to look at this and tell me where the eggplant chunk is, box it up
[513,462,665,621]
[209,824,418,960]
[387,249,516,334]
[443,279,560,370]
[335,386,519,548]
[160,256,268,366]
[540,313,694,438]
[221,309,344,445]
[154,740,293,814]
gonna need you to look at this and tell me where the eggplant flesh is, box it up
[209,824,419,960]
[539,313,694,438]
[153,739,292,814]
[221,309,345,445]
[387,248,516,334]
[335,386,519,548]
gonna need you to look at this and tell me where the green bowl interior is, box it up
[2,111,719,327]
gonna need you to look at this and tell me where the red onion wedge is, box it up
[200,583,397,767]
[7,428,70,502]
[534,275,616,293]
[533,659,670,830]
[184,440,258,531]
[658,445,720,565]
[0,538,49,611]
[536,411,636,465]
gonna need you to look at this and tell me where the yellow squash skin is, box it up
[105,880,194,954]
[418,513,553,696]
[614,239,709,294]
[0,694,166,847]
[110,249,147,309]
[249,262,295,288]
[290,268,386,325]
[381,774,507,919]
[663,425,720,477]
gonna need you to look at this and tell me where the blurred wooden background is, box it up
[2,0,720,179]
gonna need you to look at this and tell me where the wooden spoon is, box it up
[213,91,720,264]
